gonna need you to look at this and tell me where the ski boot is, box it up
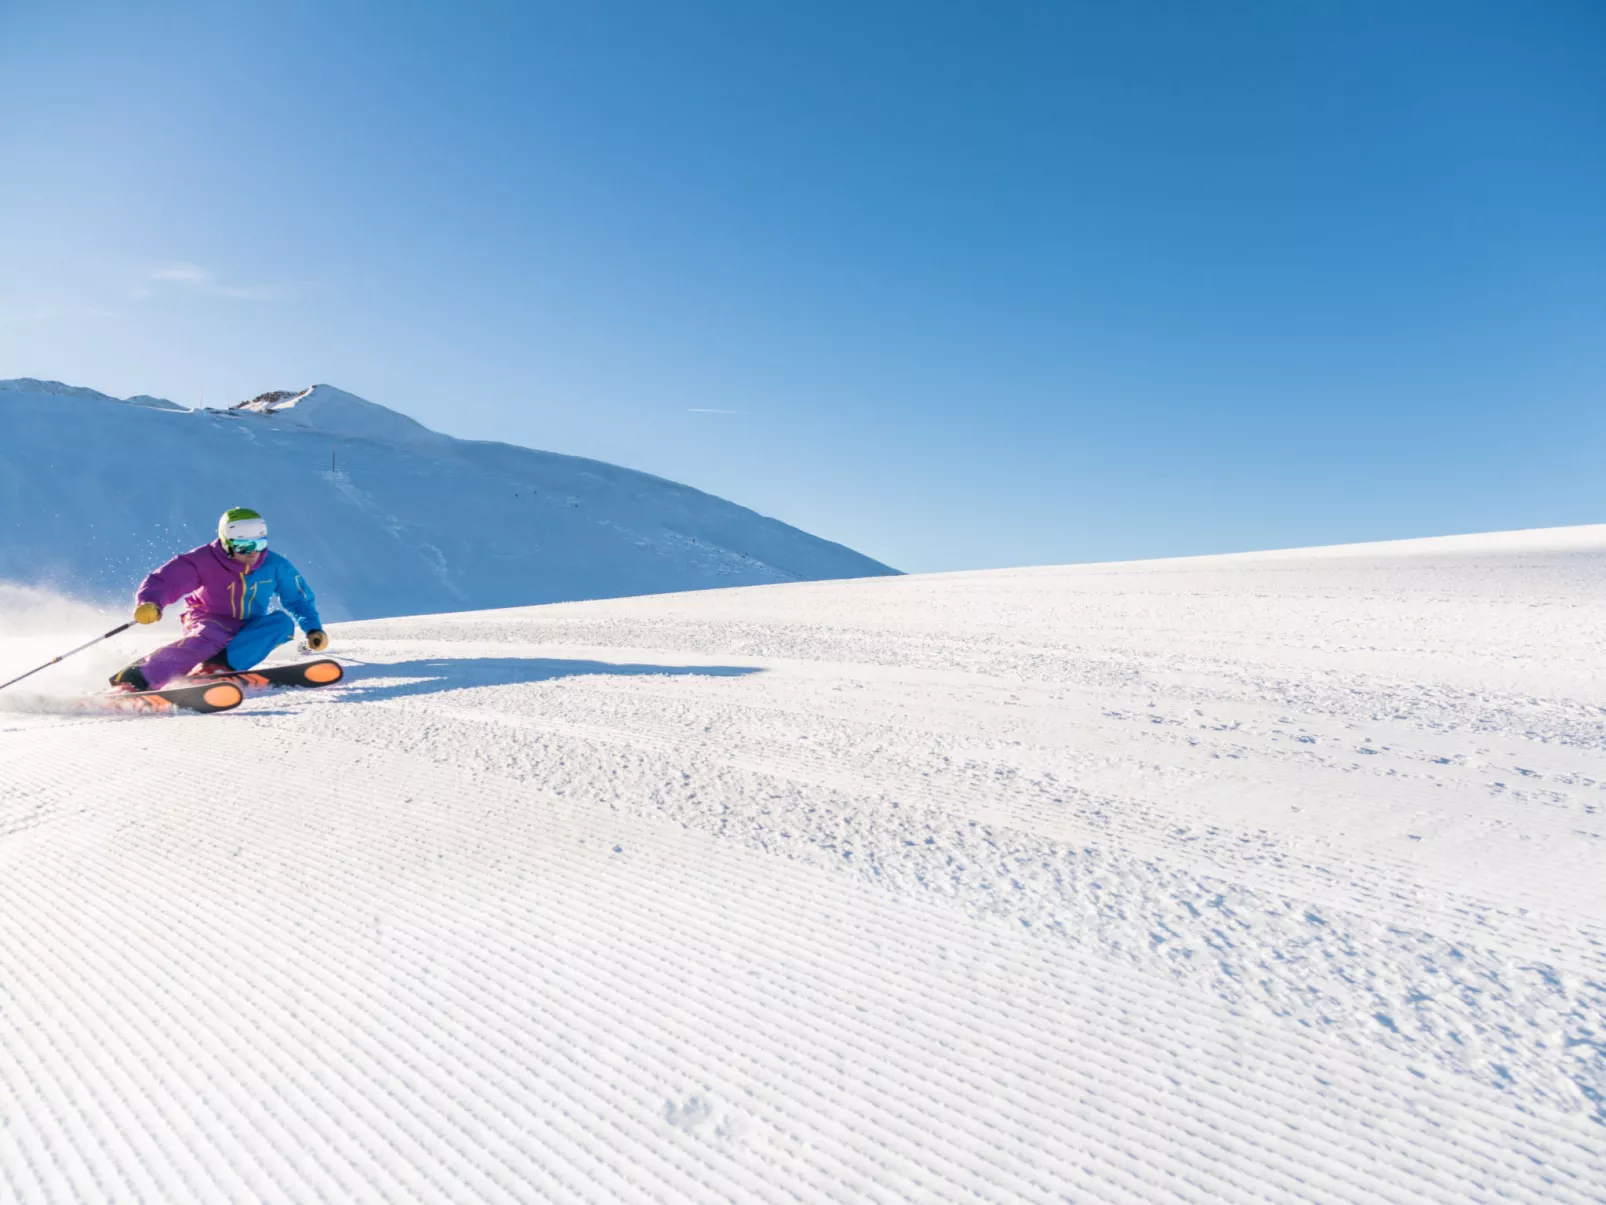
[189,654,235,679]
[109,664,151,693]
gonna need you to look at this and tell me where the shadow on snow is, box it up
[335,656,763,703]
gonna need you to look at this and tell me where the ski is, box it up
[90,680,245,715]
[195,658,344,690]
[80,659,338,714]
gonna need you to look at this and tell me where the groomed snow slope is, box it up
[0,379,895,619]
[2,527,1604,1203]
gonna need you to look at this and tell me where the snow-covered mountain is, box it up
[2,527,1602,1202]
[0,378,896,619]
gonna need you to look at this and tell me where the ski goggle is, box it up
[226,537,268,554]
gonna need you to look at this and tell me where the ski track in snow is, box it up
[2,531,1605,1202]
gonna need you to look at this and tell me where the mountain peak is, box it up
[232,387,312,412]
[225,383,438,445]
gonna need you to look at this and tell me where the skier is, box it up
[109,507,329,692]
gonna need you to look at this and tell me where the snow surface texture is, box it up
[2,527,1605,1203]
[0,379,895,620]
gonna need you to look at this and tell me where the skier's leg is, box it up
[222,611,296,671]
[133,617,236,688]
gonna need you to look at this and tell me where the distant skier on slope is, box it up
[109,507,329,692]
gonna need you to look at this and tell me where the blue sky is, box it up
[2,1,1602,573]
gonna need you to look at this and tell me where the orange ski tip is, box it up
[305,661,343,684]
[202,683,243,709]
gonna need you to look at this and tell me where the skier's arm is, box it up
[135,551,203,611]
[273,557,324,634]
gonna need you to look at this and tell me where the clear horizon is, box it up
[3,1,1602,573]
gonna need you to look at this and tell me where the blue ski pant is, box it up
[224,610,297,670]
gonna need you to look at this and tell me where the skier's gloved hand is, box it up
[133,602,162,625]
[305,629,329,652]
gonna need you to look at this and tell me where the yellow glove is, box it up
[133,602,162,625]
[305,629,329,652]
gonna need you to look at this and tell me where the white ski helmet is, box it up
[218,507,268,554]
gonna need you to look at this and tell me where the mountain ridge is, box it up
[0,377,897,620]
[0,376,186,411]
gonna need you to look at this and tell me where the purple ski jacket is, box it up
[135,541,322,631]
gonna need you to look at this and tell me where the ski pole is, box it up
[0,622,134,693]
